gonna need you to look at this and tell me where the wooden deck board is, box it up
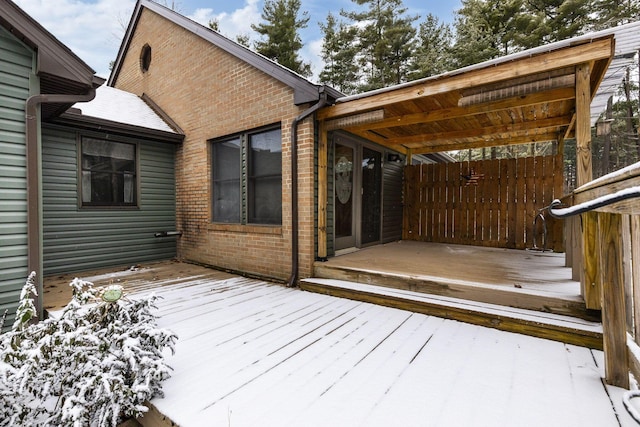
[320,241,578,295]
[300,277,603,349]
[43,262,632,426]
[313,241,594,321]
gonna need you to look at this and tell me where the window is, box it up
[212,137,241,223]
[248,128,282,224]
[211,126,282,225]
[140,44,152,73]
[81,138,137,207]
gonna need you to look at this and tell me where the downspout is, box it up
[25,89,97,319]
[287,88,329,287]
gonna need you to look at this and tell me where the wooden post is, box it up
[582,212,600,308]
[632,215,640,345]
[598,212,629,388]
[576,62,601,310]
[317,120,328,260]
[622,215,633,332]
[564,216,573,267]
[571,216,582,280]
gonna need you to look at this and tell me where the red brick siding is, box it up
[114,8,316,280]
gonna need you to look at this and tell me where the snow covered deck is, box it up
[312,241,592,320]
[44,262,634,426]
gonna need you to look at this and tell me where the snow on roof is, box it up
[72,85,177,133]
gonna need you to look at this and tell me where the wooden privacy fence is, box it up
[403,155,564,251]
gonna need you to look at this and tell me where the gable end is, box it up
[108,0,334,105]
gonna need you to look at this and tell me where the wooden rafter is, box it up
[347,129,409,154]
[341,87,576,134]
[384,115,572,147]
[318,37,613,121]
[410,132,562,154]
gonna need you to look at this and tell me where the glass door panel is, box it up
[361,147,382,245]
[334,143,356,250]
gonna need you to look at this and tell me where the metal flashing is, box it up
[141,93,185,136]
[52,113,184,144]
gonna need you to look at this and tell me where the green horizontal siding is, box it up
[42,125,178,276]
[0,27,33,329]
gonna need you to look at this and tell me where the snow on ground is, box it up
[124,273,636,427]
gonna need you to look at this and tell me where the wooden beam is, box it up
[347,129,408,155]
[325,109,385,131]
[576,62,601,310]
[571,217,582,280]
[563,114,577,141]
[410,132,560,154]
[575,161,640,195]
[578,50,615,151]
[576,63,593,187]
[342,87,576,134]
[317,120,328,260]
[598,212,630,388]
[458,74,575,106]
[622,215,633,332]
[300,277,603,349]
[387,116,571,147]
[573,162,640,214]
[632,215,640,345]
[582,212,601,309]
[318,37,613,120]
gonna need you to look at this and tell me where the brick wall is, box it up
[114,8,317,281]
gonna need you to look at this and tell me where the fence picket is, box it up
[403,155,563,250]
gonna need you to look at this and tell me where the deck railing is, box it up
[549,162,640,388]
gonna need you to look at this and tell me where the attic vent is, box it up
[140,44,152,73]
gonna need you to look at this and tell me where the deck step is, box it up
[300,278,603,350]
[313,262,598,322]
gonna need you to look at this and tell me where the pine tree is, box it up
[341,0,417,91]
[208,18,220,31]
[319,13,360,94]
[382,13,418,85]
[592,0,640,29]
[452,0,523,67]
[252,0,312,77]
[516,0,593,48]
[209,18,251,47]
[0,276,177,425]
[409,13,454,80]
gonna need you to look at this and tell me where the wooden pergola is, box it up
[315,35,614,311]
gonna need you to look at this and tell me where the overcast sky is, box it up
[14,0,461,81]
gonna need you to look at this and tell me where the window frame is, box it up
[77,135,140,209]
[211,135,242,224]
[210,124,282,226]
[140,44,152,73]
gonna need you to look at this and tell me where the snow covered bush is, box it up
[0,273,177,426]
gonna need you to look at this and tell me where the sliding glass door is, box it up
[334,137,382,252]
[335,142,356,250]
